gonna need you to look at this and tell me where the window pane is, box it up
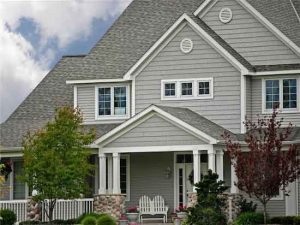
[120,158,127,195]
[283,79,297,109]
[98,88,111,115]
[114,87,126,115]
[13,161,26,199]
[199,81,210,95]
[181,82,193,96]
[265,80,280,109]
[164,83,176,96]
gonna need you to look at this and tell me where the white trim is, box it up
[94,105,218,146]
[123,13,248,80]
[193,0,300,57]
[131,79,136,116]
[241,75,246,133]
[94,84,131,121]
[219,7,233,24]
[180,38,193,53]
[262,77,300,114]
[9,162,14,200]
[248,70,300,76]
[66,79,128,84]
[73,85,78,109]
[100,145,212,154]
[161,78,214,101]
[289,0,300,23]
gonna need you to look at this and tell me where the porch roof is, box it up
[94,105,237,148]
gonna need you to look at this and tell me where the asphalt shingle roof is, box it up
[155,105,238,141]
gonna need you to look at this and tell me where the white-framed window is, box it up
[271,188,284,201]
[120,155,130,201]
[161,78,213,100]
[262,78,299,113]
[95,85,130,120]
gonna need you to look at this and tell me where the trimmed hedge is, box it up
[234,212,264,225]
[269,216,300,225]
[96,215,116,225]
[81,216,97,225]
[0,209,17,225]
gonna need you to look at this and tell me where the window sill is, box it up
[95,115,130,121]
[161,96,214,101]
[262,109,300,114]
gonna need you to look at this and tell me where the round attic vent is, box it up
[219,8,233,23]
[180,38,193,54]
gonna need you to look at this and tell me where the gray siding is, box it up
[105,114,206,148]
[251,77,300,126]
[77,83,130,124]
[298,180,300,214]
[245,197,286,217]
[128,152,174,210]
[202,0,300,65]
[135,24,242,133]
[77,85,95,123]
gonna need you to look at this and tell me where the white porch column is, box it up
[98,153,106,194]
[208,149,216,173]
[107,155,113,193]
[216,151,224,181]
[112,153,121,194]
[193,150,201,191]
[231,163,238,193]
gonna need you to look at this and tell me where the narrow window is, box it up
[198,81,210,95]
[13,161,26,199]
[164,83,176,97]
[114,87,127,115]
[120,156,130,200]
[283,79,297,109]
[265,80,280,110]
[181,82,193,96]
[98,87,111,116]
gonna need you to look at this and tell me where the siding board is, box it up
[135,24,242,133]
[202,0,300,65]
[105,115,206,148]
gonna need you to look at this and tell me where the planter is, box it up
[176,212,187,219]
[119,219,128,225]
[126,213,139,222]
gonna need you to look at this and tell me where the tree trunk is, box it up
[263,203,267,225]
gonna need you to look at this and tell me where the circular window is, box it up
[180,38,193,54]
[219,8,233,23]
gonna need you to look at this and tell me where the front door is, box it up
[175,154,194,207]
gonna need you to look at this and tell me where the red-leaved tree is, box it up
[223,109,300,224]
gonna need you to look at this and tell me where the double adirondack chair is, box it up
[138,195,169,223]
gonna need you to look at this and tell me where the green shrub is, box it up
[77,212,103,224]
[96,214,116,225]
[234,212,264,225]
[294,216,300,225]
[81,216,97,225]
[19,221,40,225]
[52,219,77,224]
[0,209,17,225]
[238,199,257,214]
[269,216,295,224]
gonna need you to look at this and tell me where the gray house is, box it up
[1,0,300,220]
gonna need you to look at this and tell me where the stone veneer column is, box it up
[187,192,197,208]
[26,197,41,221]
[221,192,242,223]
[93,194,126,219]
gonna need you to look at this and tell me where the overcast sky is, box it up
[0,0,132,123]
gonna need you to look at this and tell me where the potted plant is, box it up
[175,205,188,219]
[126,206,139,222]
[119,214,128,225]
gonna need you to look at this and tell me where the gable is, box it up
[201,0,300,65]
[103,114,207,148]
[134,24,242,133]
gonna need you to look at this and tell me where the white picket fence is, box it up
[0,200,27,222]
[0,198,94,222]
[41,198,94,221]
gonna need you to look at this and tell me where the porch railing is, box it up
[0,200,27,222]
[41,198,94,222]
[0,198,94,222]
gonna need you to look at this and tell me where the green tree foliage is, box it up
[22,107,95,221]
[186,170,228,225]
